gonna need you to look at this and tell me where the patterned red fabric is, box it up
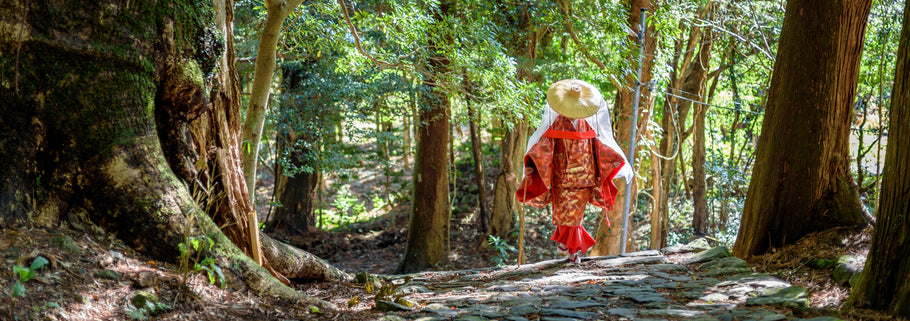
[550,225,596,254]
[516,115,626,254]
[516,116,626,218]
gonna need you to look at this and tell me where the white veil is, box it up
[524,101,633,182]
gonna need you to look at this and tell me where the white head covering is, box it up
[525,100,633,182]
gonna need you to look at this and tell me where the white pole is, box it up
[620,8,648,254]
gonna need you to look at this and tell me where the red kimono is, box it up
[516,115,626,254]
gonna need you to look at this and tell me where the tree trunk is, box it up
[464,71,489,234]
[486,1,542,244]
[398,1,453,273]
[264,63,322,236]
[489,123,527,242]
[690,29,715,238]
[240,0,304,202]
[590,0,657,255]
[267,144,319,235]
[844,1,910,315]
[648,129,663,250]
[733,0,871,258]
[0,0,335,303]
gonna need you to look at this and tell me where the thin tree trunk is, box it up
[691,27,716,237]
[733,0,871,257]
[648,129,664,249]
[591,0,657,255]
[487,1,542,244]
[845,1,910,313]
[464,70,489,234]
[240,0,304,202]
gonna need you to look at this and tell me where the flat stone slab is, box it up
[745,286,809,308]
[596,255,669,267]
[684,246,732,264]
[639,309,703,317]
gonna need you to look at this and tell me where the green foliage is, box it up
[178,235,225,288]
[487,235,516,267]
[355,271,414,310]
[10,256,49,297]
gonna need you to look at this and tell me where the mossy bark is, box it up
[733,0,871,258]
[0,0,330,305]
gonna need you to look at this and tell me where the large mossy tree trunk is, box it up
[733,0,871,258]
[0,0,343,301]
[398,1,453,273]
[844,1,910,315]
[590,0,657,256]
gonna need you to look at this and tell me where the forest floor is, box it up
[0,212,887,320]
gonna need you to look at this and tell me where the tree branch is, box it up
[556,0,622,90]
[337,0,405,69]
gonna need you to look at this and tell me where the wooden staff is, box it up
[518,174,529,266]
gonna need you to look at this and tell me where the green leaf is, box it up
[308,306,321,314]
[14,265,36,282]
[212,264,225,288]
[12,281,26,297]
[190,238,201,251]
[30,256,49,271]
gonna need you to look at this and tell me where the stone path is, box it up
[372,241,843,321]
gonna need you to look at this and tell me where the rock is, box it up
[684,247,731,264]
[131,291,158,309]
[622,250,661,257]
[639,309,702,317]
[627,292,669,304]
[131,271,159,288]
[698,293,729,302]
[807,258,835,270]
[375,300,414,312]
[832,255,864,286]
[596,255,668,267]
[95,269,122,280]
[540,308,599,319]
[607,307,637,319]
[377,315,407,321]
[745,286,809,308]
[661,238,712,254]
[699,257,748,270]
[50,236,81,254]
[715,309,786,321]
[647,264,690,273]
[703,268,754,277]
[501,297,543,307]
[549,299,604,309]
[507,305,539,316]
[397,283,431,294]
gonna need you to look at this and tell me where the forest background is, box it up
[1,0,909,318]
[239,0,898,270]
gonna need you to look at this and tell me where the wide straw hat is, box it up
[546,79,604,119]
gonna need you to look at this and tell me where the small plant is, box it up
[178,235,225,288]
[126,291,171,320]
[11,256,49,297]
[354,272,413,311]
[488,235,516,267]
